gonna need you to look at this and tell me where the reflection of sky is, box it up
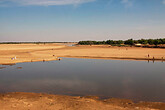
[0,58,165,102]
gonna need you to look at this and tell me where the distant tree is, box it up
[159,38,165,44]
[124,39,134,45]
[78,38,165,46]
[106,40,114,45]
[153,39,159,45]
[148,39,154,45]
[138,39,148,44]
[102,41,106,44]
[134,40,138,44]
[116,40,124,44]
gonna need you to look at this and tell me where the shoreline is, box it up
[0,56,163,65]
[0,44,165,64]
[0,58,60,65]
[59,56,165,62]
[0,92,165,110]
[1,54,164,65]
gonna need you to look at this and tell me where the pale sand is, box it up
[0,44,165,64]
[0,43,65,64]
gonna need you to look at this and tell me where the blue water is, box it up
[0,58,165,102]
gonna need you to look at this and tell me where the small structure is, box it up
[134,43,142,47]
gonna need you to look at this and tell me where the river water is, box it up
[0,58,165,102]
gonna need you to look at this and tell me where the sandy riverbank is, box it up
[0,43,165,64]
[0,92,165,110]
[0,43,65,64]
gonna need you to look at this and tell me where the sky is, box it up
[0,0,165,42]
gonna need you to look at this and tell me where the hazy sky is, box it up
[0,0,165,42]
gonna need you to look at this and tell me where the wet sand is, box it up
[0,43,165,64]
[0,92,165,110]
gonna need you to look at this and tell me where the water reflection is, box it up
[0,58,165,102]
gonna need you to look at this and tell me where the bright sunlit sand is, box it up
[0,43,165,64]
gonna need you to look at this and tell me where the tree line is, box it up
[78,38,165,46]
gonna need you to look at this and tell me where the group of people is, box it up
[148,54,164,62]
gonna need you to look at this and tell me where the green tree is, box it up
[124,39,134,45]
[106,40,114,45]
[148,39,154,45]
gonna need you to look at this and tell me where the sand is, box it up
[1,43,165,109]
[0,92,165,110]
[0,43,165,64]
[0,43,65,64]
